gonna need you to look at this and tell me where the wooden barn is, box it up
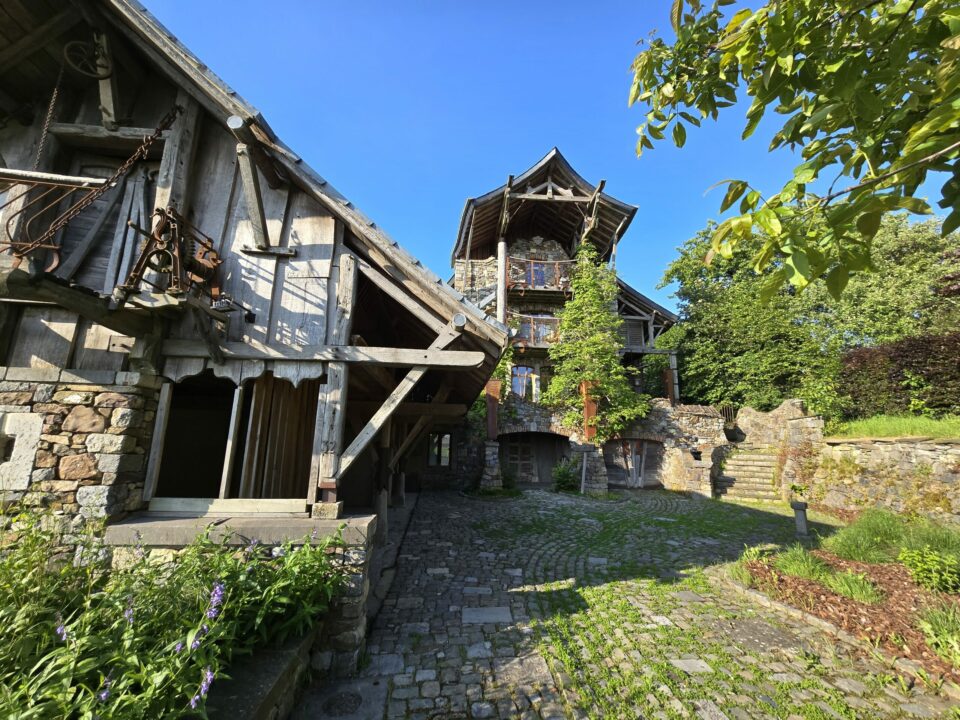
[0,0,507,531]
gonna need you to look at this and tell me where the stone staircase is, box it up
[714,444,781,502]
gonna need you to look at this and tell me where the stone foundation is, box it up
[0,368,161,545]
[479,441,502,489]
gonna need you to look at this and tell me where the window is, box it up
[428,433,451,467]
[511,365,535,400]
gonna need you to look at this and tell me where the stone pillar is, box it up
[571,442,608,494]
[479,440,502,489]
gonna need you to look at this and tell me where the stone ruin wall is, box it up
[0,367,160,546]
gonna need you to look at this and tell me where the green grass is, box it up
[919,604,960,667]
[829,414,960,439]
[774,544,831,581]
[823,509,960,563]
[823,571,884,604]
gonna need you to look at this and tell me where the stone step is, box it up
[716,484,780,495]
[726,457,778,466]
[722,470,776,480]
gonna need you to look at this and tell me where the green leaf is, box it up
[896,196,932,214]
[720,180,748,212]
[754,207,782,236]
[856,211,883,239]
[670,0,684,32]
[793,163,817,184]
[759,268,788,304]
[825,266,849,300]
[942,209,960,235]
[673,121,687,147]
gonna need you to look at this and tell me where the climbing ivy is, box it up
[541,245,649,443]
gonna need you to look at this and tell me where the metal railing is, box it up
[507,256,573,291]
[509,311,559,346]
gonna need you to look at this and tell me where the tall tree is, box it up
[541,245,649,443]
[629,1,959,298]
[659,216,960,417]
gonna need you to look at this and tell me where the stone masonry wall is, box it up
[0,368,160,545]
[810,438,960,523]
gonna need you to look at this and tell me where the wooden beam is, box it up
[236,142,270,250]
[355,256,445,333]
[160,339,484,368]
[148,498,307,514]
[142,381,172,501]
[0,8,80,75]
[311,251,359,505]
[0,268,152,337]
[49,124,169,157]
[153,89,201,219]
[226,115,286,189]
[218,384,245,499]
[352,401,466,417]
[508,192,595,203]
[336,321,462,480]
[94,31,119,131]
[0,167,107,188]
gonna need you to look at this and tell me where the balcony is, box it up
[509,311,558,348]
[507,257,572,293]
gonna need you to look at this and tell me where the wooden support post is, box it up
[226,115,286,189]
[485,379,501,440]
[668,352,680,404]
[337,319,464,480]
[580,380,598,443]
[236,142,270,250]
[218,384,245,499]
[142,381,173,501]
[94,31,119,131]
[154,88,201,220]
[311,253,358,509]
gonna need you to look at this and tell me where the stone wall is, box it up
[810,438,960,523]
[0,368,160,545]
[618,400,728,497]
[453,258,497,306]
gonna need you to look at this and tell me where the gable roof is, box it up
[617,278,678,325]
[451,147,637,264]
[102,0,507,350]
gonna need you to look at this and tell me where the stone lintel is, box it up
[103,513,377,548]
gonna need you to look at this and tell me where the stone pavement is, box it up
[294,490,959,719]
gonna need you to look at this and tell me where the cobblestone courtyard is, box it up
[296,491,958,719]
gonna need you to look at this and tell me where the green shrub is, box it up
[0,509,343,717]
[552,458,580,493]
[898,547,960,594]
[774,545,830,582]
[823,571,884,604]
[822,510,907,563]
[919,604,960,667]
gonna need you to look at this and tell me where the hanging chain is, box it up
[14,104,183,261]
[33,64,64,171]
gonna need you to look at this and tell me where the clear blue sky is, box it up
[142,1,931,311]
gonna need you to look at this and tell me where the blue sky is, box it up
[142,1,923,311]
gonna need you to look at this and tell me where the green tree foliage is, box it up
[541,244,649,443]
[659,216,960,417]
[630,0,960,297]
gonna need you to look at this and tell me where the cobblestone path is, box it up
[295,490,958,719]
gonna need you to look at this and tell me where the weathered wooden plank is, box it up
[235,143,269,250]
[388,386,451,468]
[94,31,119,130]
[0,8,79,75]
[7,305,77,368]
[56,177,124,281]
[142,382,172,501]
[227,115,285,189]
[102,173,139,294]
[356,256,445,333]
[72,319,126,371]
[153,89,201,218]
[160,339,484,368]
[217,384,245,500]
[352,401,466,417]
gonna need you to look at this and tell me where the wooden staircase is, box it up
[714,444,781,502]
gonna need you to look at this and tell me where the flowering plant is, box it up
[0,510,343,718]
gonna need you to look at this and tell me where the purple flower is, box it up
[206,581,225,619]
[191,637,201,651]
[190,667,215,709]
[98,673,113,702]
[174,641,184,653]
[55,614,68,642]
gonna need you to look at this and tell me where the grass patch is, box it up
[823,509,960,564]
[823,571,883,604]
[919,604,960,667]
[829,414,960,439]
[774,544,830,581]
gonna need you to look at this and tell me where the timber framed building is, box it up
[447,149,679,489]
[0,1,506,535]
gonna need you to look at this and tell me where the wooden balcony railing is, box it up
[507,256,573,292]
